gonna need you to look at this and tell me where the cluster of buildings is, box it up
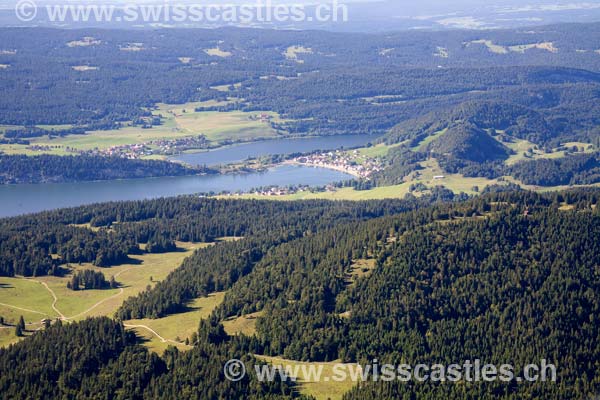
[252,187,298,196]
[97,136,209,158]
[25,135,210,159]
[26,145,60,152]
[75,136,209,159]
[224,184,336,197]
[249,113,274,123]
[292,149,383,179]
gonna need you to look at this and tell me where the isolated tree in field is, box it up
[18,315,25,330]
[15,315,25,336]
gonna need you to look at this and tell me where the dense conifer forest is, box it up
[2,20,600,400]
[0,196,429,277]
[0,25,599,139]
[1,190,599,398]
[0,154,209,184]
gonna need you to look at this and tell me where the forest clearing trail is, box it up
[0,302,47,316]
[122,323,181,344]
[37,281,65,320]
[65,288,124,321]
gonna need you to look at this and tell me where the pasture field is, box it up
[0,241,208,348]
[234,183,412,201]
[125,291,225,354]
[173,110,283,142]
[204,47,232,57]
[410,128,447,152]
[344,142,403,160]
[0,101,289,157]
[284,46,313,62]
[256,355,360,400]
[222,311,263,336]
[210,82,242,92]
[501,136,595,166]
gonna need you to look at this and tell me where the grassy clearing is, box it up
[127,326,191,354]
[256,355,359,400]
[0,328,24,348]
[284,46,313,63]
[154,100,237,114]
[35,124,75,131]
[125,291,225,351]
[469,39,508,54]
[346,259,376,286]
[0,124,193,156]
[469,40,558,55]
[69,242,209,319]
[508,42,558,53]
[235,184,413,201]
[346,143,401,159]
[503,137,541,165]
[210,82,242,92]
[0,279,59,319]
[360,95,406,105]
[0,124,21,133]
[223,311,263,336]
[411,128,447,152]
[0,101,289,156]
[0,242,208,347]
[0,279,58,347]
[503,137,595,166]
[407,158,497,194]
[215,236,244,242]
[72,65,98,71]
[174,110,283,142]
[205,47,232,57]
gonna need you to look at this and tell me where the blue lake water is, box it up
[0,134,379,217]
[172,134,380,166]
[0,165,352,218]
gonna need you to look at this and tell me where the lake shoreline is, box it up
[282,160,362,178]
[0,165,354,218]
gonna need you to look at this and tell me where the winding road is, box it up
[1,272,187,346]
[122,323,181,344]
[0,302,48,316]
[66,288,125,320]
[38,281,66,320]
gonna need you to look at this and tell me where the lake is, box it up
[0,134,378,218]
[0,165,352,218]
[172,134,381,166]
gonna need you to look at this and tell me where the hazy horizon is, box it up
[1,0,600,31]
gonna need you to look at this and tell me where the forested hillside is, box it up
[1,24,600,136]
[0,196,431,277]
[125,190,600,399]
[0,154,209,184]
[2,25,600,187]
[0,318,304,400]
[1,190,599,399]
[373,92,600,187]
